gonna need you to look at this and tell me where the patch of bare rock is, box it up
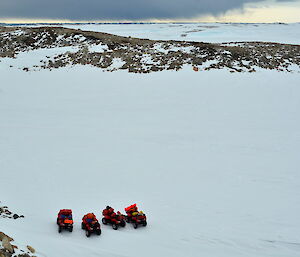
[0,206,24,220]
[0,232,36,257]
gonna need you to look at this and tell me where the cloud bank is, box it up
[0,0,298,21]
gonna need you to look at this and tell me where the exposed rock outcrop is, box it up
[0,233,13,242]
[0,206,24,219]
[0,231,36,257]
[2,237,14,254]
[26,246,35,254]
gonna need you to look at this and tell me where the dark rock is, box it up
[0,249,13,257]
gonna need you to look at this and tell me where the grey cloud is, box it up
[0,0,298,20]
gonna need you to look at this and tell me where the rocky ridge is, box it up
[0,26,300,73]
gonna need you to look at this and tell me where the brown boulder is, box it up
[26,246,35,254]
[0,249,12,257]
[0,232,13,242]
[2,236,14,254]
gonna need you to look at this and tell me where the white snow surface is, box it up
[56,23,300,44]
[0,24,300,257]
[1,65,300,257]
[88,43,109,53]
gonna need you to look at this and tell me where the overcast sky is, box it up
[0,0,299,22]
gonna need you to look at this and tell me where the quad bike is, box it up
[82,213,101,237]
[125,204,147,229]
[57,209,74,233]
[126,212,147,229]
[102,211,126,230]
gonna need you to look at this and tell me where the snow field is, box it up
[59,23,300,44]
[1,64,300,257]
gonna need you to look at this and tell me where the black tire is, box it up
[120,220,126,227]
[125,217,130,223]
[81,222,85,229]
[96,229,101,235]
[102,218,107,225]
[56,218,59,225]
[112,223,118,230]
[133,223,138,229]
[86,230,90,237]
[143,221,147,227]
[69,226,73,232]
[58,226,62,233]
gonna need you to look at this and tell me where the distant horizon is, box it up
[1,21,299,25]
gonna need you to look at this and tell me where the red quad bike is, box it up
[81,213,101,237]
[102,210,126,230]
[57,209,74,233]
[125,204,147,229]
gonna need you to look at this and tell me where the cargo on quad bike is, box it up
[81,213,101,237]
[125,204,147,229]
[57,209,73,233]
[102,207,126,230]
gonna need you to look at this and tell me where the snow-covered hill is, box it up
[1,24,300,257]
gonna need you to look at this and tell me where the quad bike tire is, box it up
[143,221,147,227]
[120,220,126,227]
[102,218,107,225]
[69,226,73,232]
[133,223,138,229]
[81,222,85,229]
[86,230,91,237]
[58,226,62,233]
[96,229,101,235]
[112,223,118,230]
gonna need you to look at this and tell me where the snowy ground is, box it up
[1,65,300,257]
[1,24,300,257]
[8,22,300,44]
[58,23,300,44]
